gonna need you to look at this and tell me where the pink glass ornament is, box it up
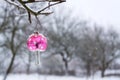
[27,32,47,52]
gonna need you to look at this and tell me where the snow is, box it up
[0,74,120,80]
[105,70,120,74]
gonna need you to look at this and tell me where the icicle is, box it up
[35,51,40,65]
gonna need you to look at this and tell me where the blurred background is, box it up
[0,0,120,80]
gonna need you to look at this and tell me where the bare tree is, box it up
[43,9,82,75]
[76,26,120,77]
[0,5,28,80]
[96,28,120,77]
[76,26,98,76]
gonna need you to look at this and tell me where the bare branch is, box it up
[5,0,25,10]
[5,0,66,23]
[37,1,63,14]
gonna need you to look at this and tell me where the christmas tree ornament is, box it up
[27,31,47,64]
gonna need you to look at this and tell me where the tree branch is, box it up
[5,0,65,23]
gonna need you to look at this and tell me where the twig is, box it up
[5,0,65,23]
[37,1,62,14]
[18,0,37,15]
[5,0,25,10]
[28,12,32,23]
[23,0,47,4]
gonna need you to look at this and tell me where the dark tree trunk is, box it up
[86,62,91,76]
[101,59,106,77]
[64,60,68,75]
[3,54,16,80]
[101,68,105,77]
[60,50,70,76]
[26,54,31,74]
[26,62,30,74]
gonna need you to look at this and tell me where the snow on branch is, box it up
[5,0,66,23]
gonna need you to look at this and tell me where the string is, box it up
[35,16,48,36]
[35,16,43,32]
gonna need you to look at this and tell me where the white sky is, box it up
[65,0,120,30]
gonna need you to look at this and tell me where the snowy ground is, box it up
[0,74,120,80]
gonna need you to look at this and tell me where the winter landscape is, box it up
[0,0,120,80]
